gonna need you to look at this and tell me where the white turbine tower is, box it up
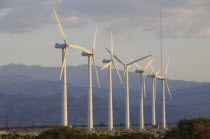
[53,9,92,126]
[81,29,100,132]
[156,61,172,130]
[106,49,151,131]
[101,31,123,132]
[147,63,160,126]
[129,58,153,131]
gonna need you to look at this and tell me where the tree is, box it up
[165,117,210,139]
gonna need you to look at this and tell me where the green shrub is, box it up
[37,126,156,139]
[1,133,35,139]
[165,117,210,139]
[37,126,88,139]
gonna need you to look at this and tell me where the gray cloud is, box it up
[0,0,210,37]
[0,0,65,33]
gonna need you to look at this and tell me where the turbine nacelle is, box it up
[135,69,144,73]
[81,51,93,56]
[55,43,67,49]
[103,59,112,63]
[147,74,155,78]
[157,77,165,80]
[156,75,165,80]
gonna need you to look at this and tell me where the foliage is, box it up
[1,117,209,139]
[164,117,210,139]
[37,126,156,139]
[37,126,88,139]
[1,133,35,139]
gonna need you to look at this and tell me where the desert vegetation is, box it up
[164,117,210,139]
[0,117,209,139]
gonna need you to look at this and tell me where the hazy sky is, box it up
[0,0,210,82]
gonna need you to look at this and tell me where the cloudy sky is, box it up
[0,0,210,82]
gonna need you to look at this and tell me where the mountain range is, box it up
[0,64,209,127]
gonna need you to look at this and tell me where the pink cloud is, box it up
[197,27,210,37]
[165,8,195,16]
[61,16,80,23]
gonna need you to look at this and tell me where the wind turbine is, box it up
[147,63,160,126]
[106,49,151,131]
[129,58,152,131]
[156,61,172,130]
[101,31,123,132]
[53,9,92,126]
[81,29,100,132]
[158,9,172,130]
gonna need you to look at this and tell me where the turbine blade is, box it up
[165,79,172,100]
[123,67,126,78]
[126,54,152,66]
[59,48,68,80]
[106,48,125,65]
[156,70,160,76]
[68,45,93,54]
[144,60,153,71]
[113,62,123,84]
[122,67,126,83]
[92,56,100,88]
[53,8,67,44]
[100,61,112,70]
[129,57,143,70]
[165,60,169,76]
[110,30,114,60]
[150,63,155,74]
[92,28,97,52]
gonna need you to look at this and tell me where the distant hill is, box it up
[0,63,206,90]
[0,64,209,127]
